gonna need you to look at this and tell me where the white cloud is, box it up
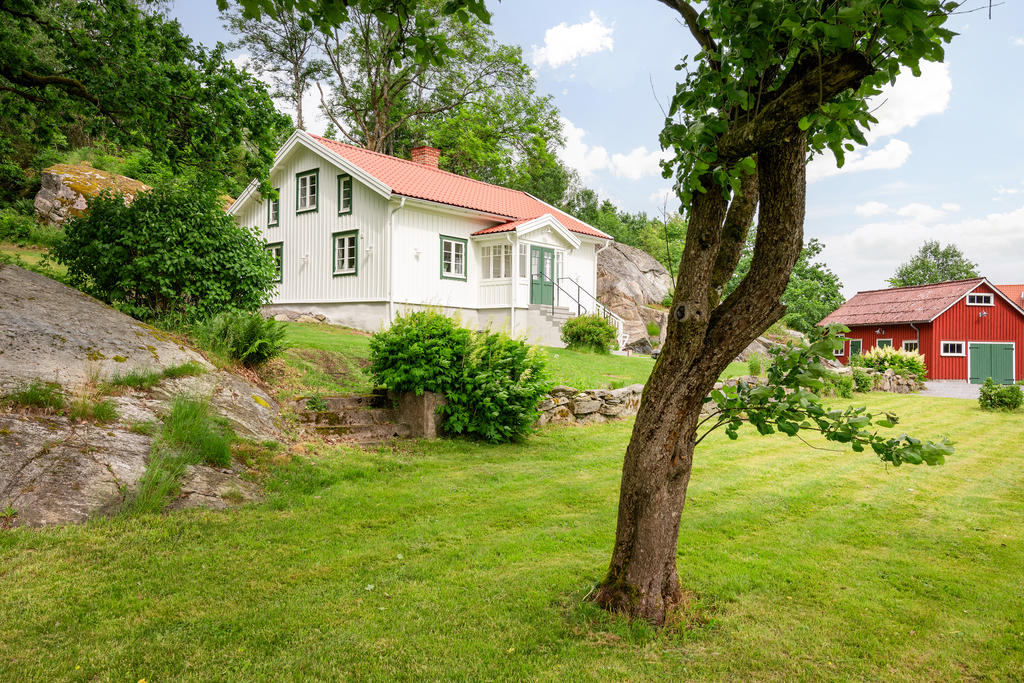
[560,117,668,182]
[611,146,670,181]
[648,187,677,208]
[808,139,912,182]
[940,202,961,212]
[824,204,1024,294]
[1013,37,1024,46]
[531,12,613,69]
[864,62,952,144]
[854,201,889,218]
[996,181,1024,197]
[895,202,946,223]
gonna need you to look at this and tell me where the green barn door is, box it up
[969,343,1015,384]
[529,246,554,305]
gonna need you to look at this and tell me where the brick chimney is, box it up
[410,146,441,168]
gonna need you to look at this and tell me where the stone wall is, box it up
[536,384,645,426]
[860,368,923,393]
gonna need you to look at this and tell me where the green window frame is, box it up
[266,241,283,283]
[267,188,280,227]
[337,174,353,215]
[295,169,319,214]
[440,235,467,281]
[849,339,862,357]
[332,230,358,277]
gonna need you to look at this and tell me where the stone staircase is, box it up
[525,304,574,347]
[295,389,412,445]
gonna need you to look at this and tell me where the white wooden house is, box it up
[228,130,625,347]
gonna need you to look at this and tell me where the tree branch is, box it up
[655,0,718,55]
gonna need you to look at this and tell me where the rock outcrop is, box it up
[33,163,151,226]
[597,243,673,352]
[0,265,277,526]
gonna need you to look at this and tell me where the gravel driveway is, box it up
[915,381,981,399]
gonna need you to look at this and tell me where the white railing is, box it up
[554,276,630,351]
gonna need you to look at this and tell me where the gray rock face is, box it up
[597,242,673,350]
[150,371,279,442]
[0,266,210,392]
[33,163,151,226]
[168,466,262,512]
[0,414,151,526]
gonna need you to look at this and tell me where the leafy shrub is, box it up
[747,353,763,377]
[978,378,1023,412]
[646,320,661,337]
[370,311,548,443]
[370,311,471,395]
[816,372,853,398]
[560,314,618,353]
[852,368,873,393]
[53,182,277,320]
[194,312,287,368]
[851,346,927,379]
[441,332,549,443]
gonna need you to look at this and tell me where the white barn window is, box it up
[941,341,965,356]
[966,293,993,306]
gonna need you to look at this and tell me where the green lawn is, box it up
[0,241,67,277]
[2,394,1021,680]
[278,321,746,394]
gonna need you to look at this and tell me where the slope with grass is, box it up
[2,394,1020,679]
[274,321,748,398]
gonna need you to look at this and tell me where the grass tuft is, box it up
[3,380,65,411]
[103,361,205,391]
[67,397,119,424]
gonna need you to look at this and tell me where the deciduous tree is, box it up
[887,239,979,287]
[592,0,959,624]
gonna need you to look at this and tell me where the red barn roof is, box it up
[307,134,611,240]
[820,278,987,326]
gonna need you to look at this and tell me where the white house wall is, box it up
[390,204,495,309]
[236,146,389,306]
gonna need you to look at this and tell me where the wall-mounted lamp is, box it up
[413,248,422,259]
[875,328,884,335]
[365,244,374,255]
[979,310,989,318]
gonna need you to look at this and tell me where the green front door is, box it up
[969,343,1015,384]
[530,246,555,305]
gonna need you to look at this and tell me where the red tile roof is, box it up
[997,284,1024,305]
[820,278,986,326]
[308,134,612,240]
[471,218,533,236]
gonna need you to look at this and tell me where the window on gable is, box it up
[266,242,283,283]
[296,169,318,213]
[440,236,467,280]
[268,189,280,226]
[482,244,513,279]
[338,174,353,215]
[967,293,993,306]
[333,230,358,276]
[941,341,965,356]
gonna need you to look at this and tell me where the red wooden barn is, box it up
[820,278,1024,384]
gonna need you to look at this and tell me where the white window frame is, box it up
[332,230,358,277]
[296,169,318,213]
[902,340,919,353]
[481,244,513,280]
[266,242,283,283]
[267,189,280,227]
[941,341,966,357]
[519,243,528,279]
[833,340,846,357]
[966,293,994,306]
[876,338,893,349]
[440,235,467,281]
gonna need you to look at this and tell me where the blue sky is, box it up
[170,0,1024,295]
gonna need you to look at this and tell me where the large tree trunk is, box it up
[594,132,807,625]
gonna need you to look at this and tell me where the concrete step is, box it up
[297,407,399,427]
[312,422,413,444]
[293,390,389,412]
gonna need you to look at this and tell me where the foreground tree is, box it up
[591,0,959,624]
[725,236,844,333]
[887,239,979,287]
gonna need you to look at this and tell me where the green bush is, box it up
[52,182,277,320]
[978,378,1023,412]
[850,346,927,379]
[818,372,854,398]
[560,314,618,353]
[370,311,548,443]
[194,312,287,368]
[646,320,661,337]
[852,368,873,393]
[747,353,763,377]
